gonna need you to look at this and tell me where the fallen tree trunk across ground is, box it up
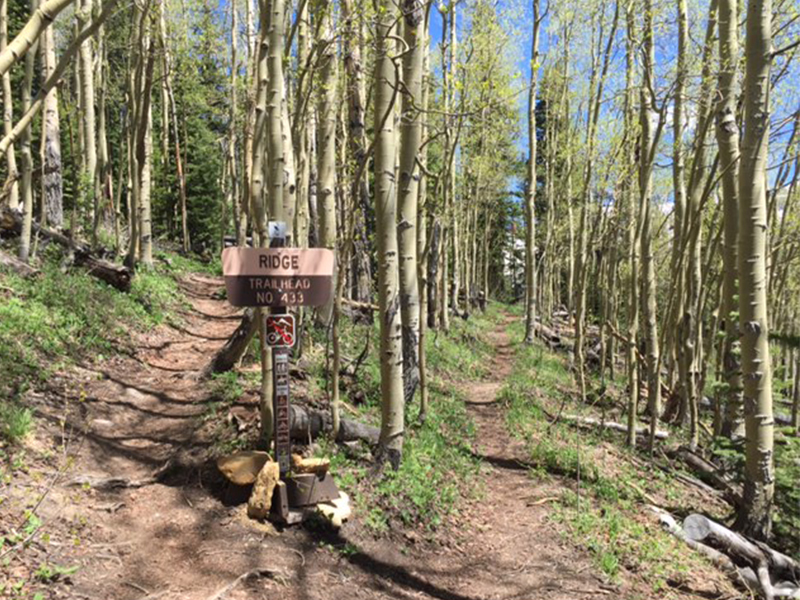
[653,509,800,600]
[561,414,669,440]
[0,207,132,291]
[667,447,742,507]
[0,249,39,277]
[291,404,379,445]
[201,308,257,378]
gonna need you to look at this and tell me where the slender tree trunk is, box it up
[374,0,404,469]
[735,0,774,541]
[40,18,63,228]
[524,0,541,344]
[639,0,661,452]
[625,1,640,448]
[77,0,98,242]
[397,0,424,404]
[315,0,337,325]
[0,0,75,78]
[716,0,744,439]
[18,0,39,262]
[0,0,19,209]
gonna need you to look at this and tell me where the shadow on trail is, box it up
[307,526,484,600]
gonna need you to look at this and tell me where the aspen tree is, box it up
[417,8,430,422]
[0,0,75,77]
[668,0,687,404]
[40,13,63,228]
[0,0,19,209]
[639,0,661,452]
[374,0,404,468]
[574,2,618,403]
[735,0,774,540]
[716,0,744,439]
[398,0,424,402]
[77,0,98,241]
[292,0,309,248]
[341,0,372,301]
[625,0,640,448]
[523,0,541,345]
[19,0,38,262]
[316,0,337,325]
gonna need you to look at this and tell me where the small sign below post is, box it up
[273,348,291,475]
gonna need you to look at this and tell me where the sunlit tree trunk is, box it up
[374,0,404,468]
[523,0,541,344]
[639,0,661,452]
[316,0,337,325]
[18,0,39,262]
[77,0,98,241]
[716,0,744,439]
[735,0,774,541]
[398,0,424,403]
[0,0,19,209]
[40,17,63,228]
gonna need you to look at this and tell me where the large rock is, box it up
[291,454,330,475]
[247,461,281,520]
[217,451,271,485]
[316,492,351,528]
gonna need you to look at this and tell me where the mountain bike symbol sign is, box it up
[266,315,296,348]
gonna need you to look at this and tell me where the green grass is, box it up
[499,317,704,589]
[0,246,210,442]
[305,305,500,533]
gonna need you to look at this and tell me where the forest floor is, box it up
[1,271,741,600]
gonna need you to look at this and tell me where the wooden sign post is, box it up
[221,225,337,521]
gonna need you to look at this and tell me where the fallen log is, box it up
[561,415,669,440]
[682,514,800,599]
[669,447,742,507]
[291,404,379,445]
[0,207,132,291]
[201,308,257,378]
[649,506,762,595]
[0,249,39,277]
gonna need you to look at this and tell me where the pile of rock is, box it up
[216,450,351,527]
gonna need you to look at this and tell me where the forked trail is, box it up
[40,282,609,600]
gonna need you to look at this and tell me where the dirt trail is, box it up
[29,281,613,600]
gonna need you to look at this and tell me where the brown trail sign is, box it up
[221,232,339,524]
[221,247,334,307]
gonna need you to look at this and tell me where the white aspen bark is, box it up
[40,14,62,227]
[315,0,337,325]
[229,0,243,245]
[292,0,309,248]
[639,0,661,451]
[19,0,38,262]
[77,0,97,238]
[374,0,404,468]
[716,0,744,439]
[735,0,774,540]
[625,0,640,448]
[139,98,153,267]
[96,13,110,240]
[523,0,541,344]
[398,0,424,403]
[341,0,371,302]
[668,0,688,407]
[417,8,430,422]
[0,0,19,208]
[0,0,75,78]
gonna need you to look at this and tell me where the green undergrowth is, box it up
[498,314,711,592]
[311,304,502,534]
[0,244,214,445]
